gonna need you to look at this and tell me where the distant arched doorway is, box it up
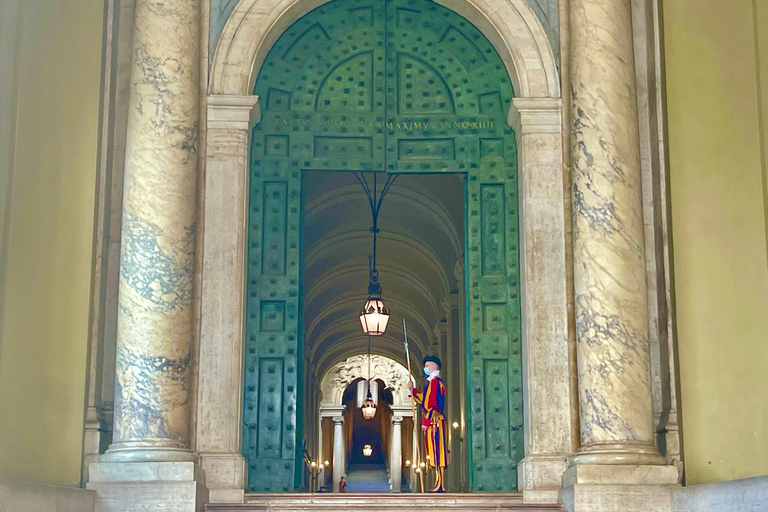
[317,355,415,493]
[242,0,523,493]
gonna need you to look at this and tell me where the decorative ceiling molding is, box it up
[304,183,462,256]
[303,262,442,320]
[306,302,432,363]
[305,230,450,293]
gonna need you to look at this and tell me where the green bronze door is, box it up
[245,0,522,492]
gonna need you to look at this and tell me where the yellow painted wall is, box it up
[0,0,104,485]
[664,0,768,485]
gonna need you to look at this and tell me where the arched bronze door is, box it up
[244,0,522,492]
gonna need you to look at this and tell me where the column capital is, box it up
[392,415,404,424]
[332,416,344,424]
[207,95,260,131]
[508,97,562,136]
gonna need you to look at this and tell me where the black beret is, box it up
[422,355,441,369]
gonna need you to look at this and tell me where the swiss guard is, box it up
[408,355,448,492]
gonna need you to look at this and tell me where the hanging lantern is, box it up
[361,394,377,420]
[353,171,397,336]
[359,297,389,336]
[361,338,377,420]
[362,444,373,457]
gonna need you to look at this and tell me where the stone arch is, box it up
[209,0,559,99]
[319,354,413,408]
[199,0,574,499]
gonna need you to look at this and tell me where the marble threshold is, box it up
[206,493,563,512]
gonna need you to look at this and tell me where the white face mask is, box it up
[423,367,431,376]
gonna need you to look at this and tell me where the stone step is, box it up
[344,462,392,493]
[206,494,564,512]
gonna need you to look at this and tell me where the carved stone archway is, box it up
[319,354,413,408]
[209,0,559,99]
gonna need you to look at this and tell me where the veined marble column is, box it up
[103,0,200,463]
[332,417,345,492]
[88,1,206,509]
[391,416,403,492]
[569,0,666,467]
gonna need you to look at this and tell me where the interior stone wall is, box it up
[663,0,768,485]
[0,0,105,486]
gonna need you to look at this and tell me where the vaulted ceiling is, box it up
[302,172,464,378]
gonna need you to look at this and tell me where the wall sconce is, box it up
[452,420,463,442]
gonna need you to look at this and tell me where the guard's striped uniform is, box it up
[412,376,448,492]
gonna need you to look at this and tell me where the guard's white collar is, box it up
[427,369,440,381]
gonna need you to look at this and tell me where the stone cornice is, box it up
[207,94,260,131]
[508,97,562,136]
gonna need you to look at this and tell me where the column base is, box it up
[100,440,199,463]
[559,464,680,512]
[200,453,247,503]
[570,442,668,466]
[517,454,568,504]
[87,461,208,512]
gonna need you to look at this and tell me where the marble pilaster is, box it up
[508,98,575,501]
[89,0,206,510]
[332,417,345,492]
[197,94,259,504]
[630,0,683,475]
[451,263,469,493]
[568,0,667,468]
[82,0,135,484]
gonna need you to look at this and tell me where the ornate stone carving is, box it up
[320,354,412,407]
[453,259,464,281]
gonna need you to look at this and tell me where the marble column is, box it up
[391,416,403,493]
[564,0,680,507]
[104,0,200,464]
[88,0,206,510]
[569,0,667,467]
[332,417,345,492]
